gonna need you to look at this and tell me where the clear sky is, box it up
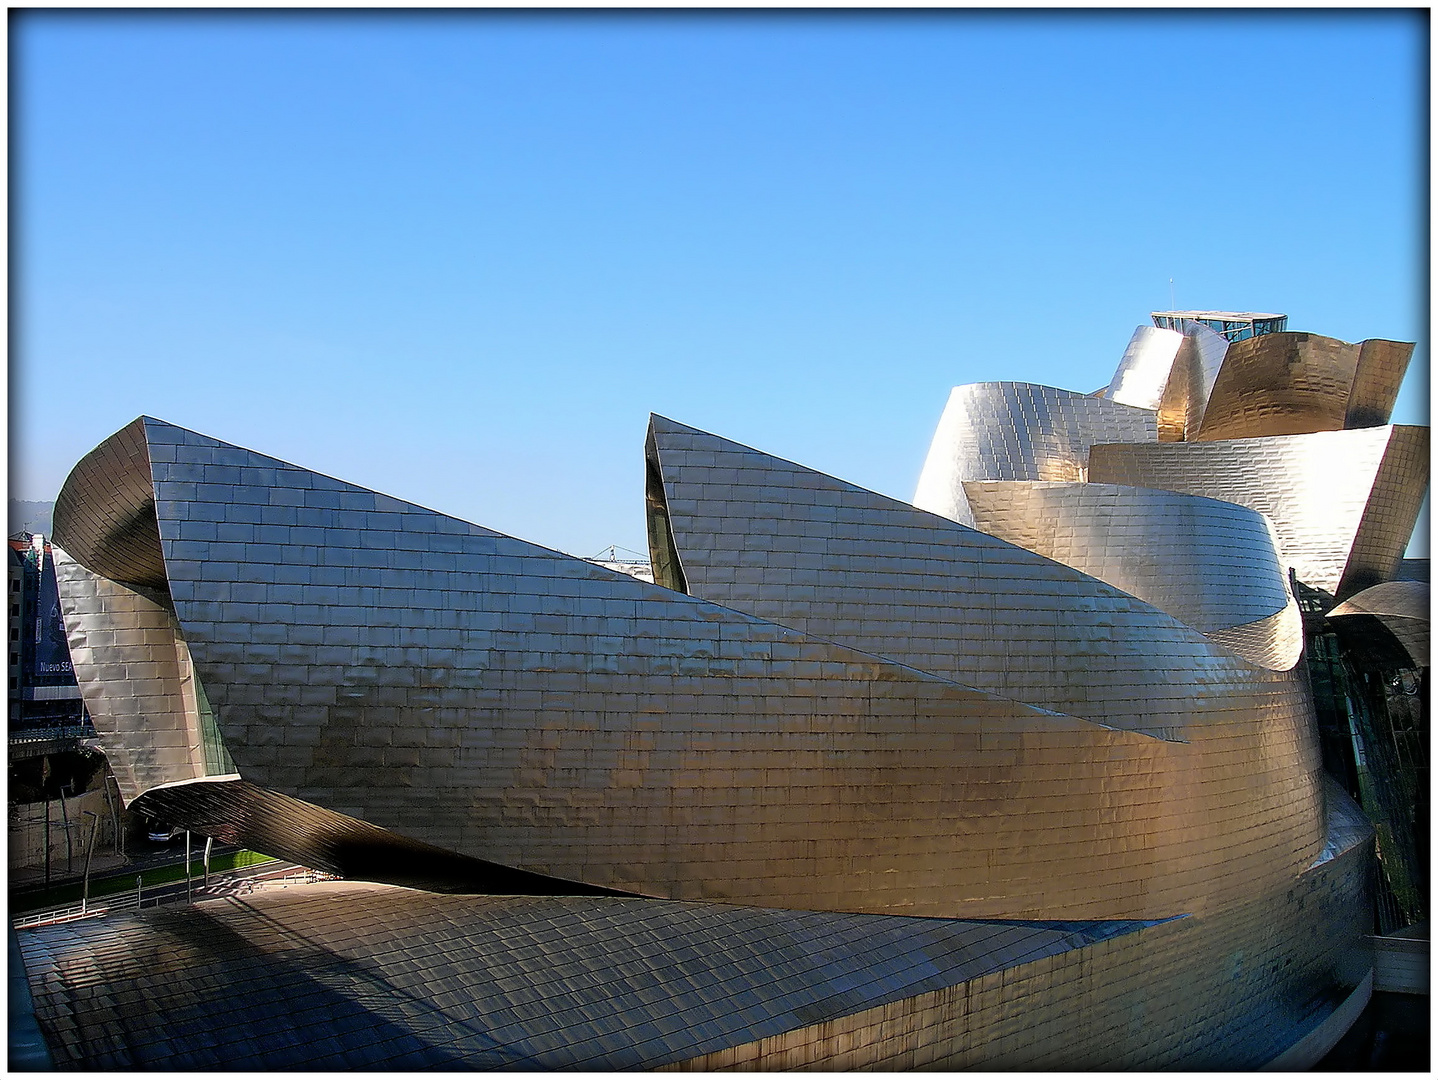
[10,9,1429,559]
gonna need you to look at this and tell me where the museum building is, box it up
[11,312,1428,1069]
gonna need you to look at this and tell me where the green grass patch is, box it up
[14,850,277,912]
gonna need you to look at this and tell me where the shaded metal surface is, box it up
[131,777,634,896]
[51,546,230,801]
[670,790,1372,1070]
[16,784,1371,1071]
[48,416,168,589]
[1328,580,1429,668]
[1089,426,1429,599]
[14,881,1154,1070]
[961,479,1297,657]
[912,381,1156,525]
[1194,333,1413,442]
[52,416,1294,920]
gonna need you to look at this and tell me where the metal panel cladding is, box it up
[53,415,1321,921]
[961,479,1302,667]
[1194,333,1413,441]
[1088,425,1429,599]
[913,382,1156,526]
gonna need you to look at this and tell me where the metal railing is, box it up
[11,866,337,930]
[8,723,97,746]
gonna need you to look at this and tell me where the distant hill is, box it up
[9,500,54,538]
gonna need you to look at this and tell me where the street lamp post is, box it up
[80,811,99,914]
[43,799,51,891]
[58,788,73,872]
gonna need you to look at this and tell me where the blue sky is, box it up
[11,10,1429,557]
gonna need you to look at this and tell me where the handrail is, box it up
[11,869,337,930]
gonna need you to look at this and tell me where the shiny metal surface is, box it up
[912,381,1156,525]
[15,779,1372,1071]
[1156,320,1229,441]
[11,882,1155,1069]
[649,415,1309,717]
[961,479,1295,647]
[1089,425,1429,599]
[52,545,232,800]
[671,784,1373,1069]
[52,416,1328,921]
[1194,333,1413,442]
[1103,321,1230,446]
[1105,325,1183,410]
[44,299,1419,1073]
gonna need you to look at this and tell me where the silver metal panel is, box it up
[51,546,225,801]
[650,415,1314,725]
[961,480,1294,643]
[53,416,1319,921]
[16,779,1371,1071]
[1088,426,1429,599]
[1157,320,1229,441]
[912,382,1157,525]
[1106,325,1183,410]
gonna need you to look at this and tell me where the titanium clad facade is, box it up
[35,291,1421,1070]
[52,548,233,800]
[1088,425,1429,599]
[1156,321,1229,442]
[1193,332,1413,442]
[1102,322,1230,445]
[16,780,1373,1071]
[55,416,1299,921]
[912,382,1156,525]
[1105,325,1183,410]
[960,480,1300,661]
[647,415,1312,725]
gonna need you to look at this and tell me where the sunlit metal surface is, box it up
[52,416,1331,921]
[961,479,1295,650]
[1103,321,1230,445]
[912,382,1156,525]
[1203,602,1307,672]
[1194,333,1413,442]
[1089,425,1429,599]
[649,415,1315,729]
[1328,580,1429,668]
[1105,325,1183,410]
[15,781,1372,1071]
[41,297,1419,1074]
[1156,320,1229,441]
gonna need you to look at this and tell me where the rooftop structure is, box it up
[1151,309,1287,342]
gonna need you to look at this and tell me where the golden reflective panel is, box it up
[1194,332,1412,442]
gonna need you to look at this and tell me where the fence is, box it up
[11,866,336,931]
